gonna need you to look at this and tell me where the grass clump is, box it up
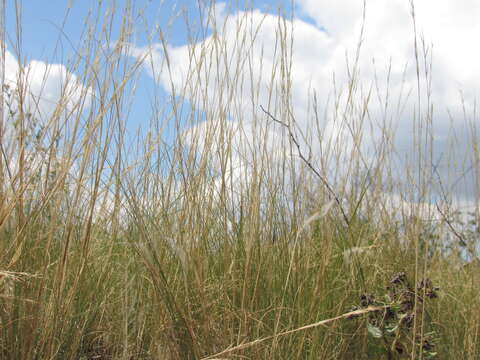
[1,0,479,359]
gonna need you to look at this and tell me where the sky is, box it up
[4,0,293,130]
[3,0,480,208]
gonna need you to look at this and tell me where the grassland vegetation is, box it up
[0,1,479,359]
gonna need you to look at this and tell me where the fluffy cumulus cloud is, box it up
[3,50,93,204]
[2,51,128,226]
[299,0,480,113]
[4,50,91,123]
[296,0,480,202]
[127,0,480,208]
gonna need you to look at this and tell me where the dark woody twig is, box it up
[433,164,480,263]
[435,202,480,264]
[260,105,350,226]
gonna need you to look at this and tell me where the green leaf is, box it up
[367,323,383,338]
[386,325,398,333]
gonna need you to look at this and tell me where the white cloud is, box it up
[4,51,92,123]
[2,50,93,207]
[127,1,480,204]
[299,0,480,136]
